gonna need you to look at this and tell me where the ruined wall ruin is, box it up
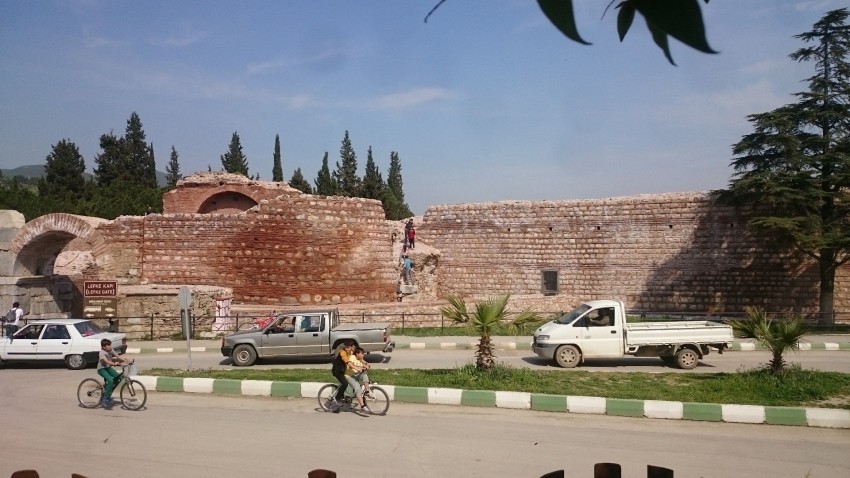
[97,187,397,306]
[5,174,849,320]
[420,192,850,314]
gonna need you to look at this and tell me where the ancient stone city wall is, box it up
[95,193,397,306]
[420,192,850,314]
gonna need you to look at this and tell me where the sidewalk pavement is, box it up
[126,334,850,354]
[127,334,850,429]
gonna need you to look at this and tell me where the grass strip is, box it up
[144,364,850,409]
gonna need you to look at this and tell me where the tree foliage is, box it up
[93,112,157,189]
[38,138,86,209]
[272,134,283,182]
[289,167,313,194]
[384,151,413,220]
[440,295,539,370]
[360,146,385,200]
[718,8,850,325]
[426,0,715,66]
[726,307,809,374]
[314,151,338,196]
[165,145,182,188]
[221,131,250,176]
[333,130,360,197]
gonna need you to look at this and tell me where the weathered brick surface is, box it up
[5,176,849,317]
[97,192,396,306]
[162,172,296,214]
[420,192,848,314]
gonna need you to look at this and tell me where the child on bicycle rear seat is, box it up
[347,347,372,400]
[98,338,130,406]
[343,346,371,412]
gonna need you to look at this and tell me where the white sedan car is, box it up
[0,319,127,370]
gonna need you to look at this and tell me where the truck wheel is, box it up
[554,345,581,368]
[231,344,257,367]
[675,348,699,370]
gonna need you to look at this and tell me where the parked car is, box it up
[0,319,127,370]
[221,308,394,366]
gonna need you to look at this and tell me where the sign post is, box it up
[178,286,193,369]
[83,281,119,331]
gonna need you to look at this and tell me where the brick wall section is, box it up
[97,194,396,306]
[162,172,294,214]
[420,192,849,314]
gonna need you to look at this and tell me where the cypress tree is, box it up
[314,151,338,195]
[386,151,413,219]
[272,134,283,182]
[361,146,385,200]
[221,131,250,176]
[333,130,360,196]
[166,145,182,187]
[289,167,313,194]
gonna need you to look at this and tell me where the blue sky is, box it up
[0,0,845,214]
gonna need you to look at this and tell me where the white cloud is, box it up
[152,27,207,47]
[370,87,453,110]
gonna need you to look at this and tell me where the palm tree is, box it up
[440,294,539,370]
[727,306,809,374]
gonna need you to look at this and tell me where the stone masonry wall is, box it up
[96,193,397,306]
[420,192,850,314]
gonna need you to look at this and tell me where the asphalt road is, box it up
[126,347,850,374]
[1,368,848,478]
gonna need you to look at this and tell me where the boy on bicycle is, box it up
[330,340,355,413]
[98,338,130,407]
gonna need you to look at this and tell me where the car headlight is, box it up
[536,335,549,342]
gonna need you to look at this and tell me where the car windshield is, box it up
[554,304,591,325]
[74,321,105,337]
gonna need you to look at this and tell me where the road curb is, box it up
[133,375,850,429]
[126,341,850,354]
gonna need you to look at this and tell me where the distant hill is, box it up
[1,164,168,187]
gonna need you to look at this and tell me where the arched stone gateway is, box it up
[9,213,109,276]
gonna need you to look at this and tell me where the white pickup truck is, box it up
[531,300,734,369]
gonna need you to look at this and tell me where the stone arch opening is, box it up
[197,191,259,214]
[10,214,109,277]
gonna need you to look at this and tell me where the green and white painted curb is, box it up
[126,341,850,354]
[133,375,850,429]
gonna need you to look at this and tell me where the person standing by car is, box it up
[97,338,130,407]
[4,302,24,337]
[330,340,355,413]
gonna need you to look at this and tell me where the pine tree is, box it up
[361,146,385,200]
[720,8,850,325]
[221,131,249,176]
[272,134,283,182]
[289,167,313,194]
[38,138,86,210]
[314,151,338,195]
[94,132,122,186]
[124,112,157,188]
[385,151,413,219]
[166,145,182,187]
[333,130,360,196]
